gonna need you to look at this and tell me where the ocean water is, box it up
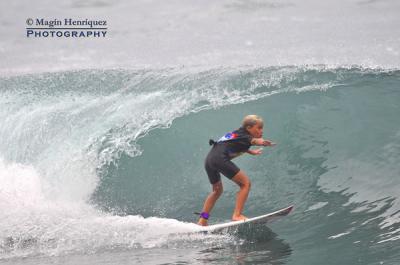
[1,1,400,265]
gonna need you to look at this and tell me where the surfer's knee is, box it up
[242,179,251,190]
[246,179,251,189]
[212,182,223,196]
[232,171,251,189]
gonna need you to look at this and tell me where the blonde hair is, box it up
[242,115,263,128]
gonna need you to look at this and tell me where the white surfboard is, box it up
[197,205,294,233]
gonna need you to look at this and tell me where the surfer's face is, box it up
[247,122,263,138]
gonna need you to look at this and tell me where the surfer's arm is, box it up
[251,138,276,147]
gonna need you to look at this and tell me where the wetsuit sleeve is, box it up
[247,135,254,146]
[237,129,252,149]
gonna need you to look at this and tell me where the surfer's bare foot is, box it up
[232,214,247,221]
[197,218,208,226]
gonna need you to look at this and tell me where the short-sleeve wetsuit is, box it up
[205,127,253,184]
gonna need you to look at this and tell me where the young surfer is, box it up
[198,115,276,226]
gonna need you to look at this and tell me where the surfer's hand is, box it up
[262,140,276,147]
[253,148,263,155]
[247,149,263,155]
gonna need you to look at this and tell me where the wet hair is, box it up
[242,115,263,128]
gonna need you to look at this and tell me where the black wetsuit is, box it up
[205,127,253,184]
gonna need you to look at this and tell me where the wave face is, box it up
[1,66,400,264]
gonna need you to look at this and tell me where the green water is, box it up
[1,67,399,264]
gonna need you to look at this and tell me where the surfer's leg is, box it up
[231,170,251,221]
[199,154,224,226]
[198,181,223,226]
